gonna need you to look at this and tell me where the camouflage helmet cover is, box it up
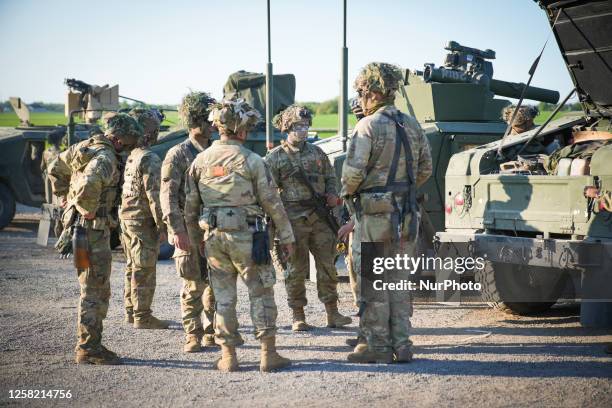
[502,105,539,125]
[128,108,161,135]
[273,104,312,133]
[179,91,216,128]
[354,62,403,98]
[208,97,261,135]
[102,112,143,147]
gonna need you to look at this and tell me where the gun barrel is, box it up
[423,67,560,104]
[489,79,559,104]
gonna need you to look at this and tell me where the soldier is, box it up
[160,91,218,352]
[120,108,168,329]
[341,62,432,364]
[184,98,295,372]
[265,105,351,331]
[48,113,143,364]
[502,105,539,135]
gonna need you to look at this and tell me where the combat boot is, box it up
[183,334,202,353]
[75,347,121,365]
[325,302,352,328]
[347,346,393,364]
[202,334,217,348]
[291,307,313,331]
[260,336,291,372]
[394,346,413,363]
[124,314,134,324]
[134,315,170,330]
[346,335,365,347]
[215,345,239,372]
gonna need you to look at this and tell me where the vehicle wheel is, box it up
[110,228,122,250]
[475,261,567,315]
[0,183,16,230]
[158,242,174,260]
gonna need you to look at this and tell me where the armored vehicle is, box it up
[315,40,560,269]
[436,0,612,322]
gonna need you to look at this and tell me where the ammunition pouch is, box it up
[251,217,271,265]
[199,207,247,232]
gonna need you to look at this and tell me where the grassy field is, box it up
[0,109,578,138]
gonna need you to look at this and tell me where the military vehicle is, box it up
[315,40,560,271]
[435,0,612,323]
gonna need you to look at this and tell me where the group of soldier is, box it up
[47,59,612,371]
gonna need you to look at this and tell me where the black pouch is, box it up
[252,230,271,265]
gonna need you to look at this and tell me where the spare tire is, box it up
[0,183,16,230]
[476,261,567,315]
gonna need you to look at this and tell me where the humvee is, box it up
[435,0,612,324]
[316,40,560,271]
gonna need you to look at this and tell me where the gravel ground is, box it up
[0,206,611,407]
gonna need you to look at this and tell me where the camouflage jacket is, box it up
[264,140,337,219]
[48,135,119,227]
[119,147,165,232]
[160,137,208,236]
[341,105,432,197]
[41,145,61,173]
[184,139,295,245]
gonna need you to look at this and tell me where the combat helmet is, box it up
[129,108,161,146]
[354,62,403,102]
[208,97,261,136]
[273,104,312,133]
[102,112,143,150]
[179,91,216,129]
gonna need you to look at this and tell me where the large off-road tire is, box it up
[475,261,567,315]
[0,183,16,230]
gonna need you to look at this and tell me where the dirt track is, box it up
[0,206,611,407]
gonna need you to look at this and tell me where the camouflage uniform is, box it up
[342,63,433,362]
[48,113,142,363]
[160,92,216,345]
[185,98,294,372]
[120,109,166,327]
[265,104,351,330]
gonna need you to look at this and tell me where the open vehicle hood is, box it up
[536,0,612,118]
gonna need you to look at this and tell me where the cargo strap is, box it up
[182,139,201,161]
[360,111,418,240]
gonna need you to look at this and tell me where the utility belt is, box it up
[354,186,418,241]
[199,206,271,265]
[198,206,266,232]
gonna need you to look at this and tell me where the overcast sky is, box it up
[0,0,575,105]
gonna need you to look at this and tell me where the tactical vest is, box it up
[68,137,118,222]
[196,142,262,231]
[357,111,418,239]
[120,147,157,220]
[277,142,327,202]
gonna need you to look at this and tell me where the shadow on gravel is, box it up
[290,358,612,378]
[121,358,213,370]
[416,342,611,357]
[411,325,608,337]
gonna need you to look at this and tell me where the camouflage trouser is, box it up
[76,225,112,351]
[284,213,339,308]
[121,219,159,322]
[205,229,278,346]
[353,215,414,353]
[173,239,215,336]
[347,230,360,306]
